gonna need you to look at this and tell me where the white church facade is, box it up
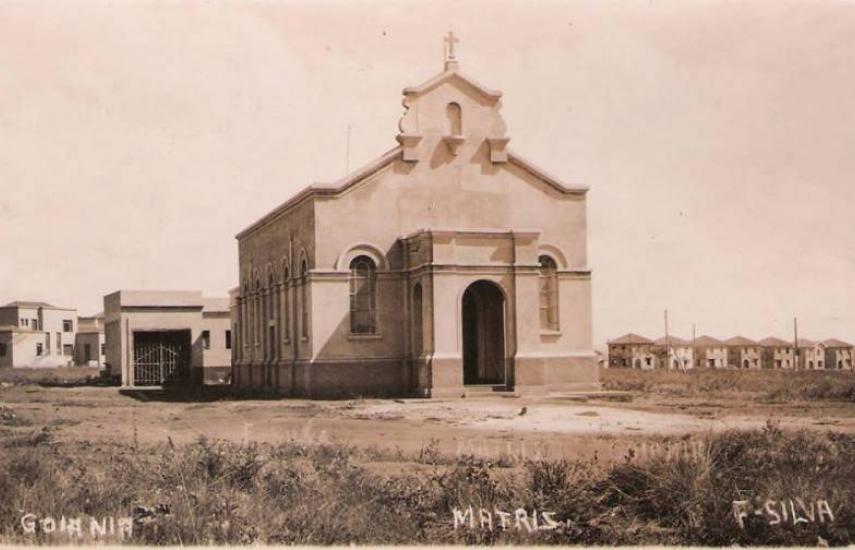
[231,36,598,397]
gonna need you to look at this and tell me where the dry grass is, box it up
[0,427,852,545]
[0,366,103,387]
[601,367,855,402]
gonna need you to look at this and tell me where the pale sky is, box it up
[1,0,854,344]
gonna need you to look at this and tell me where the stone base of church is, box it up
[233,358,409,398]
[231,351,599,398]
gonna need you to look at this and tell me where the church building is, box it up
[232,35,597,397]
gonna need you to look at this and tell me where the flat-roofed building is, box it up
[823,338,853,371]
[693,335,727,368]
[607,333,655,369]
[75,313,105,367]
[759,336,795,369]
[104,290,231,387]
[652,336,694,370]
[725,336,762,369]
[0,301,77,368]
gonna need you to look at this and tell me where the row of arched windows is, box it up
[238,258,310,362]
[238,251,560,361]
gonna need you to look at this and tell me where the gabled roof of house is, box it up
[725,336,758,347]
[823,338,852,348]
[758,336,792,347]
[653,336,690,346]
[609,333,653,345]
[693,335,724,347]
[796,338,819,348]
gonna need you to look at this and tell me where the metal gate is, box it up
[133,331,190,386]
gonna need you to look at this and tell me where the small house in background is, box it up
[822,339,853,370]
[725,336,761,369]
[693,335,727,368]
[759,336,795,369]
[103,290,231,388]
[796,338,826,370]
[0,301,77,368]
[607,333,656,369]
[75,313,105,367]
[652,336,694,370]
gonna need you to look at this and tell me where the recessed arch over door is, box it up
[462,280,506,385]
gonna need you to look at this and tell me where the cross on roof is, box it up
[444,31,459,61]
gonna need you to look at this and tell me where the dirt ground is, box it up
[2,375,854,464]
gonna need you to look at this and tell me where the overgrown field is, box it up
[601,367,855,402]
[0,424,852,545]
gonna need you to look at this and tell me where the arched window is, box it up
[446,102,462,135]
[349,256,377,334]
[538,255,559,331]
[254,276,261,347]
[282,263,290,342]
[267,271,276,360]
[300,259,309,339]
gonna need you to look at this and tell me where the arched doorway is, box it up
[462,281,505,385]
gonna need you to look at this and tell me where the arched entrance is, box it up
[462,281,506,385]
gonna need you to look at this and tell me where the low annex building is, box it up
[104,290,231,387]
[75,313,105,367]
[0,301,78,368]
[231,36,597,397]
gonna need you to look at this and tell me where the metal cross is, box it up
[444,31,459,60]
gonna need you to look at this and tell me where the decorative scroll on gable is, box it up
[396,32,510,164]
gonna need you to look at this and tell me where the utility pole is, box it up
[664,309,671,370]
[793,317,799,371]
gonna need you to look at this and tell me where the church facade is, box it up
[231,40,597,397]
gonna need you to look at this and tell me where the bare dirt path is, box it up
[3,384,854,464]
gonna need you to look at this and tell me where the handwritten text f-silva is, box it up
[733,499,836,529]
[452,507,564,532]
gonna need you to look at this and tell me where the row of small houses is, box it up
[607,333,854,371]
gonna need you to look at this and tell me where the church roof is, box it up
[402,67,503,100]
[235,55,589,241]
[236,144,589,240]
[507,151,589,194]
[236,146,403,240]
